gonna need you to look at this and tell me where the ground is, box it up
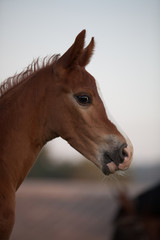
[10,180,151,240]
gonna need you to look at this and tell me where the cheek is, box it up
[60,97,83,127]
[82,105,104,125]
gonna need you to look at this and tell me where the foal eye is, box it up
[74,94,92,106]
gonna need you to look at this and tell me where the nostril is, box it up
[122,148,128,158]
[119,144,128,161]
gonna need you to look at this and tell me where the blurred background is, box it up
[0,0,160,239]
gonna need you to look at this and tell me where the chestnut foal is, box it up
[0,30,133,239]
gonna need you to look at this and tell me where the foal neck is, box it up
[0,66,57,189]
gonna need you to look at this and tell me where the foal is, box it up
[0,30,133,239]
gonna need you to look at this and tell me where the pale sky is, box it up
[0,0,160,166]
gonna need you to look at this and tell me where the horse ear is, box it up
[78,37,95,67]
[56,30,86,69]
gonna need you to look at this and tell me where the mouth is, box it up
[101,151,118,175]
[99,135,133,176]
[102,161,119,175]
[101,146,130,175]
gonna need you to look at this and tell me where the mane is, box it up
[0,54,60,98]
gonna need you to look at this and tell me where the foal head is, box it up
[49,30,133,175]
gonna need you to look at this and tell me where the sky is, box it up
[0,0,160,166]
